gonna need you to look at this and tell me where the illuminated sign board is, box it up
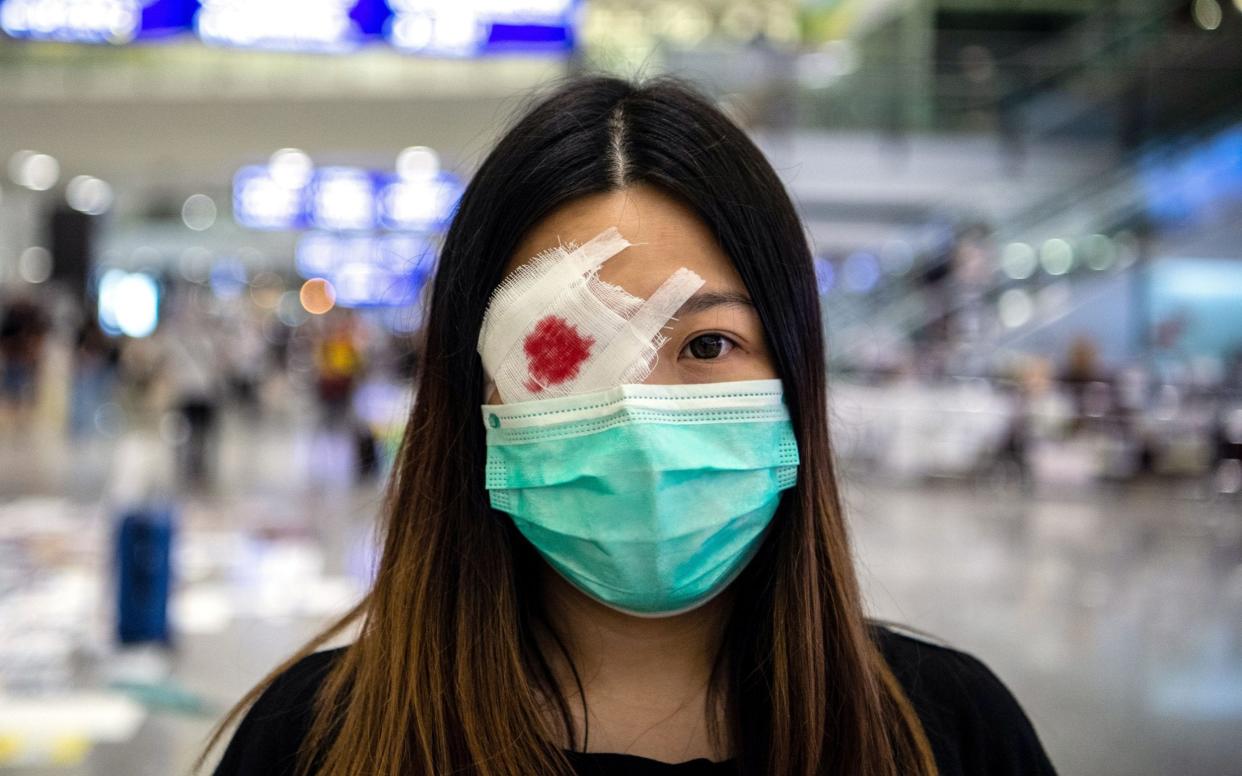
[386,0,579,56]
[233,164,310,231]
[378,172,463,232]
[234,162,461,234]
[2,0,580,54]
[296,231,436,307]
[0,0,196,44]
[310,166,381,231]
[195,0,389,52]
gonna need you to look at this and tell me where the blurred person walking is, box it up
[70,316,120,437]
[313,312,365,427]
[161,315,223,489]
[223,312,269,418]
[0,297,50,431]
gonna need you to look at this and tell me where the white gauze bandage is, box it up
[478,226,704,403]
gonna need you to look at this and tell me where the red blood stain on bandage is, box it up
[522,315,595,394]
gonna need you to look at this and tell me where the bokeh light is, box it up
[18,246,53,284]
[998,288,1033,328]
[0,0,142,44]
[196,0,358,52]
[797,40,861,88]
[65,175,114,215]
[843,251,880,293]
[1193,0,1224,30]
[234,164,307,230]
[182,194,218,231]
[813,256,835,295]
[269,148,314,189]
[99,270,160,338]
[300,277,337,315]
[1001,242,1037,279]
[311,167,375,231]
[9,151,60,191]
[6,151,32,185]
[1081,234,1117,271]
[396,146,439,181]
[1040,238,1074,276]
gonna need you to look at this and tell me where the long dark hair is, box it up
[200,74,937,776]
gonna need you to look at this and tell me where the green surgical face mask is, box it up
[482,379,799,617]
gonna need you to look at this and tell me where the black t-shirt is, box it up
[213,625,1056,775]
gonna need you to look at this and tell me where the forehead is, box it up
[504,184,744,299]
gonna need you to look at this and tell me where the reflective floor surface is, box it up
[1,415,1240,776]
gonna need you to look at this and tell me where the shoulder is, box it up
[211,648,347,776]
[871,623,1057,776]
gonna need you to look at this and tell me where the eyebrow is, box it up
[675,290,755,315]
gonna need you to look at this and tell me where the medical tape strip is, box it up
[572,267,703,389]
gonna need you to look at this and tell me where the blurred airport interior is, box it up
[1,0,1241,774]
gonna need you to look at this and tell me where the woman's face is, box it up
[487,183,777,404]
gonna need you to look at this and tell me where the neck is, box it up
[538,565,732,742]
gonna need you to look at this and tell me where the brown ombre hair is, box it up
[199,74,938,776]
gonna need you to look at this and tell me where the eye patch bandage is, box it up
[478,226,704,403]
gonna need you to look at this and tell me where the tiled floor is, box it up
[3,416,1240,775]
[847,475,1242,776]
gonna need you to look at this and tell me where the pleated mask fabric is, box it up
[482,379,800,616]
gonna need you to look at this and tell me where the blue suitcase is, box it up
[116,507,175,645]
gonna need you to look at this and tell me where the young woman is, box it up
[204,75,1055,776]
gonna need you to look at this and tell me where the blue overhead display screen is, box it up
[385,0,579,56]
[0,0,196,44]
[0,0,580,54]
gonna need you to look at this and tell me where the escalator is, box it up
[821,0,1242,370]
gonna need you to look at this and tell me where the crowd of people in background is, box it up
[0,280,419,490]
[0,275,1239,496]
